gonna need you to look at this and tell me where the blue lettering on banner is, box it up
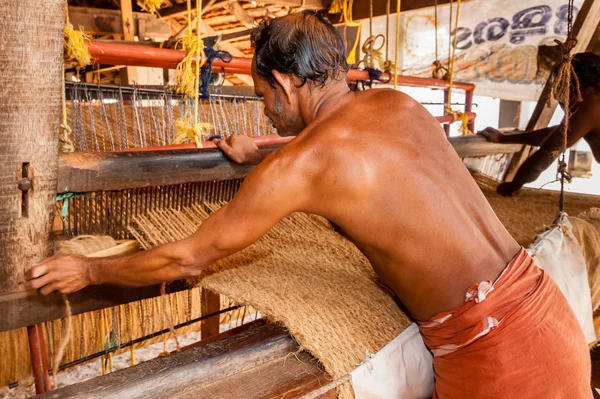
[454,3,578,47]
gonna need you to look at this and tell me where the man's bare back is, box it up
[25,11,518,323]
[260,89,520,320]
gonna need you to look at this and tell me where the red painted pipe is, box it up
[108,113,475,153]
[111,134,294,153]
[86,41,477,91]
[28,324,51,394]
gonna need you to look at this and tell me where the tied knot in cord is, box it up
[363,67,383,89]
[432,60,448,80]
[548,37,583,108]
[59,123,75,153]
[446,109,472,135]
[200,47,232,99]
[360,34,386,70]
[557,155,572,213]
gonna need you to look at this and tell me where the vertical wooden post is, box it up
[465,88,474,133]
[120,0,138,84]
[28,324,51,394]
[0,1,64,293]
[201,289,221,339]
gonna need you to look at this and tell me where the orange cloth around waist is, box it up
[418,248,592,399]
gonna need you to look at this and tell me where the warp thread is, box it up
[52,295,73,388]
[159,283,181,354]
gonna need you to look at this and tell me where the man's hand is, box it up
[478,127,505,143]
[25,255,92,295]
[213,135,266,165]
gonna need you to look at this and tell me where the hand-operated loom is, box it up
[0,0,537,398]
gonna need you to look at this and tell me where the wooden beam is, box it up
[160,0,325,18]
[36,323,333,399]
[0,281,189,332]
[503,0,600,181]
[225,2,255,29]
[56,148,258,194]
[344,0,451,21]
[120,0,138,83]
[56,137,520,194]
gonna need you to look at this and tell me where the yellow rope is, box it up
[64,4,92,70]
[444,0,471,135]
[52,295,72,389]
[127,303,136,366]
[140,0,163,14]
[329,0,344,14]
[174,0,210,147]
[549,38,582,152]
[333,0,361,64]
[394,0,401,89]
[59,72,75,153]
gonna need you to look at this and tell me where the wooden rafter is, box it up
[159,0,326,19]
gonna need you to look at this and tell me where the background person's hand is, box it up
[213,135,263,165]
[25,254,93,295]
[478,127,506,143]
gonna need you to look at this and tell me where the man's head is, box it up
[250,11,348,136]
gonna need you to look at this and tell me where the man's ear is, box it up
[271,70,294,104]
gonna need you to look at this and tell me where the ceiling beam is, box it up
[225,2,255,29]
[504,0,600,181]
[159,0,326,19]
[330,0,451,21]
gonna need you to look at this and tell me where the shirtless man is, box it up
[26,11,591,397]
[480,52,600,196]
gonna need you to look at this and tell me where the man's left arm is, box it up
[25,150,309,295]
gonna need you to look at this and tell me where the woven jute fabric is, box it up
[571,209,600,316]
[129,204,412,398]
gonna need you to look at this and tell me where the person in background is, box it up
[480,52,600,196]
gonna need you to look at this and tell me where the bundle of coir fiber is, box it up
[129,203,412,399]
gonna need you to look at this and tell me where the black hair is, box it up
[250,11,348,88]
[572,52,600,92]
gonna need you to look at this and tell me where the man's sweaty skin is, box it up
[26,17,519,322]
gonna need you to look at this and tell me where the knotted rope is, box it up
[174,0,212,148]
[549,0,581,213]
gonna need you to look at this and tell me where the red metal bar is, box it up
[28,324,51,394]
[108,113,475,153]
[111,134,294,153]
[85,41,474,90]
